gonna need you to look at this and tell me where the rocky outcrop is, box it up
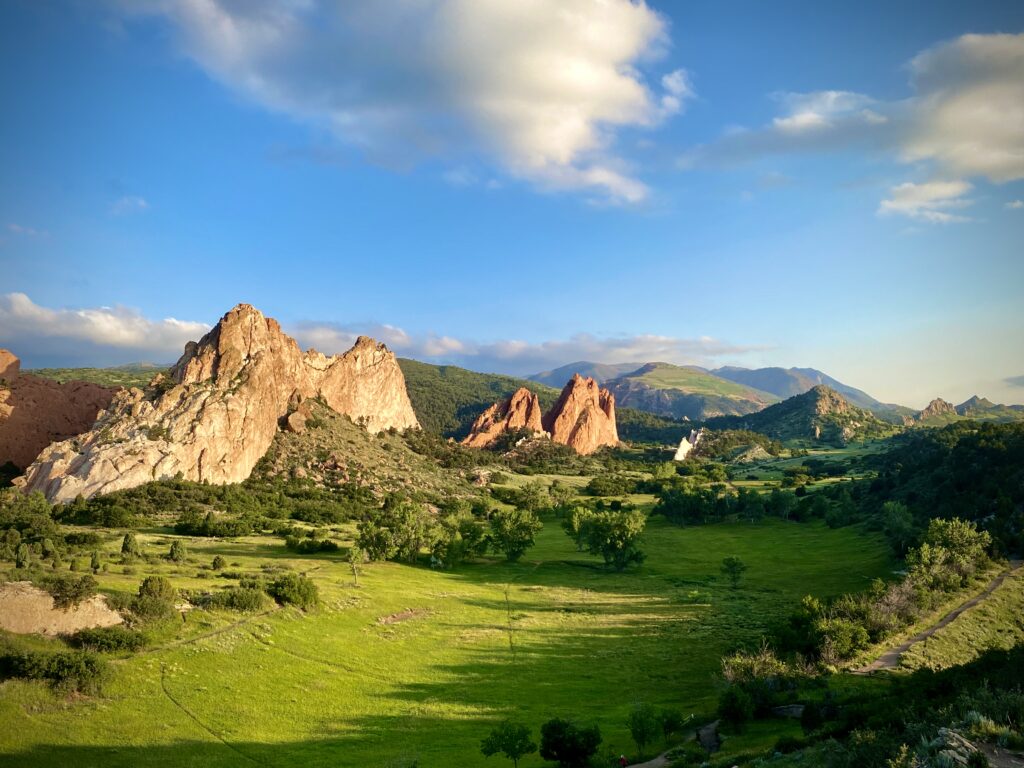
[18,304,419,502]
[462,387,545,448]
[543,374,618,455]
[0,351,116,470]
[915,398,956,422]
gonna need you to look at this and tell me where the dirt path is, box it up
[856,561,1022,674]
[627,721,719,768]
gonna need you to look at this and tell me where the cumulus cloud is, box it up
[110,196,149,215]
[682,32,1024,219]
[0,293,208,366]
[877,180,974,223]
[291,321,760,375]
[1,293,760,375]
[117,0,689,203]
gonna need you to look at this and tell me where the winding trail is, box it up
[626,720,719,768]
[160,664,266,765]
[855,561,1022,674]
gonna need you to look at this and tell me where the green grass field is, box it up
[633,364,776,402]
[0,514,894,767]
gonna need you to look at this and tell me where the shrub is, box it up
[193,587,268,612]
[130,576,177,623]
[0,649,108,694]
[211,555,227,570]
[718,686,754,731]
[64,626,146,653]
[167,541,188,562]
[43,574,98,609]
[539,718,601,768]
[775,735,806,753]
[120,532,141,559]
[266,573,318,609]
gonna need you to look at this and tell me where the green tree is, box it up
[539,718,602,768]
[627,702,661,760]
[120,532,141,560]
[720,555,748,588]
[15,542,31,569]
[90,551,102,574]
[717,686,754,732]
[211,555,227,571]
[561,507,594,552]
[480,720,537,768]
[168,540,187,563]
[514,480,550,513]
[489,508,543,562]
[579,509,647,571]
[881,501,916,556]
[347,546,366,586]
[921,517,991,585]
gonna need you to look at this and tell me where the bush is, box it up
[43,574,98,609]
[64,626,146,653]
[284,534,340,554]
[130,576,177,623]
[193,587,268,612]
[266,573,318,609]
[167,540,188,562]
[718,686,754,731]
[0,649,108,694]
[539,718,601,768]
[211,555,227,570]
[775,735,806,753]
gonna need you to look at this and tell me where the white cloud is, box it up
[6,223,46,237]
[877,180,974,223]
[771,90,879,134]
[0,293,208,363]
[292,321,761,375]
[118,0,688,203]
[110,196,149,215]
[683,33,1024,208]
[1006,199,1024,210]
[1,293,761,376]
[903,33,1024,182]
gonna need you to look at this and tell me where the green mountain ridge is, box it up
[704,384,898,445]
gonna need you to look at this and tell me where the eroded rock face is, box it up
[462,387,545,448]
[543,374,618,455]
[0,351,115,470]
[18,304,419,502]
[918,398,956,421]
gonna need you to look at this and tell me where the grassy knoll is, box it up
[899,568,1024,672]
[0,516,893,767]
[24,365,163,389]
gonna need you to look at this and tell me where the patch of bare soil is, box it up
[377,608,429,625]
[0,580,122,635]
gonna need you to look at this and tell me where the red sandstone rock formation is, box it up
[462,387,545,448]
[543,374,619,455]
[0,351,115,470]
[19,304,419,502]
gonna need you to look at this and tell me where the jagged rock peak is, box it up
[916,398,956,420]
[543,374,619,455]
[0,350,116,471]
[18,303,419,502]
[462,387,545,449]
[806,385,851,415]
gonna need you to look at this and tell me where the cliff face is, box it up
[18,304,419,502]
[543,374,619,455]
[461,387,545,448]
[0,351,116,470]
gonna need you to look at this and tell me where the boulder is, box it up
[542,374,618,455]
[18,304,419,502]
[462,387,545,448]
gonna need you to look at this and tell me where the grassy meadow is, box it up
[0,500,894,767]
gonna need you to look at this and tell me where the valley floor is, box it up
[0,514,893,767]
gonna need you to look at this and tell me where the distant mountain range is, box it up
[528,361,911,422]
[908,395,1024,426]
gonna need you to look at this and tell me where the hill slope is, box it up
[605,362,778,421]
[705,385,897,445]
[910,395,1024,426]
[399,359,684,444]
[711,365,895,412]
[529,361,641,387]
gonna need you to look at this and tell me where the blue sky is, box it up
[1,1,1022,408]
